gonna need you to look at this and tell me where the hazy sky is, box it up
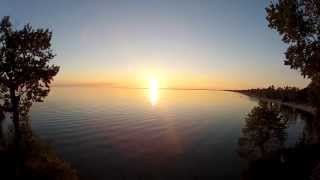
[0,0,309,89]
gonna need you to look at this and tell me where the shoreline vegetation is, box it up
[225,86,316,115]
[0,120,79,179]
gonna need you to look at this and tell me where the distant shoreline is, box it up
[53,85,219,91]
[227,90,316,115]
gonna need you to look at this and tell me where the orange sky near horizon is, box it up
[6,0,310,90]
[53,67,310,90]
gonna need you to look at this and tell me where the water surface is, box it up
[29,87,308,179]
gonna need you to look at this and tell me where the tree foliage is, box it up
[266,0,320,79]
[266,0,320,108]
[0,16,59,122]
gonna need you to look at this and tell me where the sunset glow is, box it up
[4,1,308,89]
[1,1,317,179]
[149,78,159,106]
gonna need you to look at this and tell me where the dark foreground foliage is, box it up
[0,123,78,180]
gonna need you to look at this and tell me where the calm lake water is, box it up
[29,87,310,179]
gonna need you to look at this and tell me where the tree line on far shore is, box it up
[233,85,310,105]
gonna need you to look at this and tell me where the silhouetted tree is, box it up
[266,0,320,109]
[0,16,59,137]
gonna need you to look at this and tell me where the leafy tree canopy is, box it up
[266,0,320,80]
[0,16,59,118]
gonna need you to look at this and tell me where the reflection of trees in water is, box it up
[238,101,287,160]
[238,101,320,180]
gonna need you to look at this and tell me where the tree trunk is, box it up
[9,87,20,138]
[9,87,24,174]
[259,143,266,158]
[315,106,320,143]
[316,107,320,118]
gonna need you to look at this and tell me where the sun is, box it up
[149,78,159,106]
[149,78,158,90]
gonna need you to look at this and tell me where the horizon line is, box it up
[53,84,224,91]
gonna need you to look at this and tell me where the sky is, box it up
[0,0,310,89]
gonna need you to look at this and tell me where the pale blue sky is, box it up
[0,0,309,89]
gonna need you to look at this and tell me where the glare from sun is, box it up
[149,78,159,106]
[150,78,158,90]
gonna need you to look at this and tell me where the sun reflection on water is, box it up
[149,79,159,106]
